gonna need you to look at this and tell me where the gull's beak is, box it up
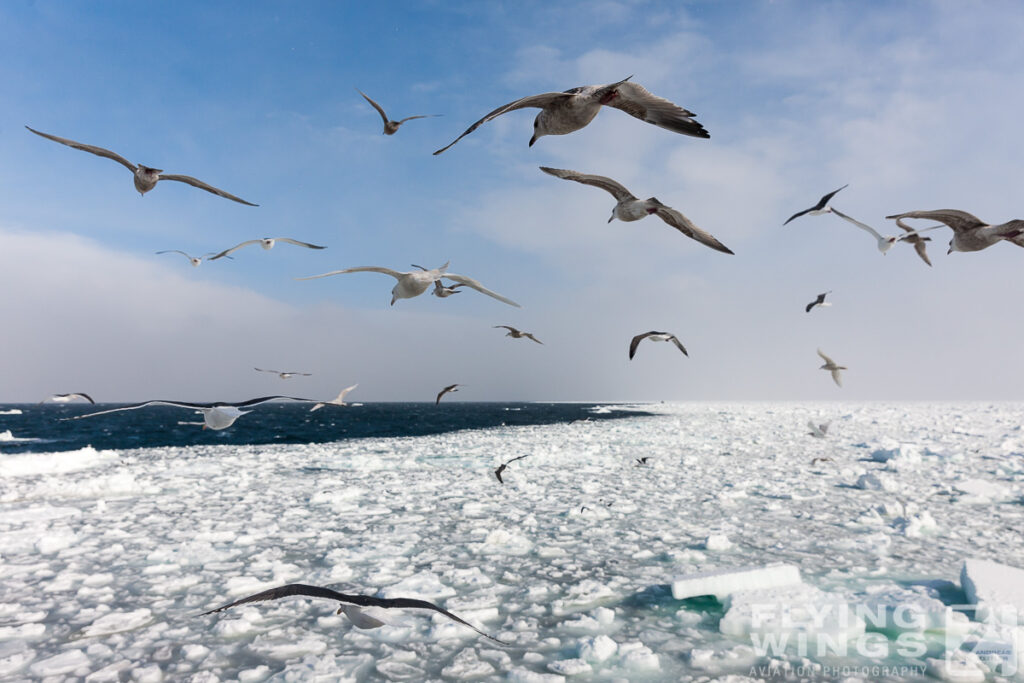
[390,295,396,306]
[607,215,614,223]
[947,246,953,255]
[528,135,536,147]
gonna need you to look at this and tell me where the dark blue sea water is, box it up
[0,402,650,454]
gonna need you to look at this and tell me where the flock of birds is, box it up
[23,74,1024,645]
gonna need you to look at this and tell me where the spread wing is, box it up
[296,266,403,281]
[830,208,884,240]
[436,384,459,404]
[433,91,572,155]
[357,89,390,125]
[605,82,709,138]
[156,250,192,261]
[667,335,688,356]
[396,114,441,124]
[538,167,636,202]
[629,332,657,360]
[209,240,261,260]
[444,273,520,307]
[275,238,327,250]
[524,333,543,345]
[199,583,503,642]
[157,173,258,206]
[885,209,986,233]
[654,206,734,254]
[816,348,836,365]
[25,126,137,171]
[65,400,205,421]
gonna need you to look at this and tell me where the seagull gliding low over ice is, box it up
[310,384,359,412]
[539,167,733,254]
[201,583,503,642]
[434,76,709,154]
[296,262,520,307]
[817,349,846,388]
[66,396,315,430]
[25,126,258,205]
[38,393,95,405]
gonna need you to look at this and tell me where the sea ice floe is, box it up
[704,533,732,551]
[672,563,801,600]
[82,608,153,637]
[1,445,117,477]
[952,478,1014,504]
[859,584,965,632]
[380,571,456,600]
[961,558,1024,624]
[719,584,866,648]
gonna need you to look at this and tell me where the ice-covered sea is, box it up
[2,402,1024,681]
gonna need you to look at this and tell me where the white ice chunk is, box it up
[29,649,89,677]
[952,479,1014,504]
[961,559,1024,625]
[82,609,152,637]
[578,634,617,662]
[720,584,866,649]
[860,585,964,632]
[672,563,801,600]
[547,658,592,675]
[704,534,732,551]
[925,651,987,682]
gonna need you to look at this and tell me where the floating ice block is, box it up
[671,563,801,600]
[961,558,1024,625]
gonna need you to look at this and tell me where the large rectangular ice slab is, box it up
[672,563,801,600]
[961,559,1024,625]
[720,583,866,645]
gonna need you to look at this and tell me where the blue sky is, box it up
[2,1,1024,402]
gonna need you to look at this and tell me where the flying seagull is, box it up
[297,262,520,307]
[38,393,95,405]
[434,76,709,155]
[65,396,314,430]
[832,209,942,255]
[201,583,503,642]
[310,384,359,412]
[805,291,832,313]
[357,89,441,135]
[436,384,460,404]
[885,209,1024,254]
[410,265,468,298]
[893,218,933,267]
[783,185,848,225]
[255,368,312,379]
[807,421,831,438]
[817,349,846,388]
[629,332,688,360]
[209,238,326,261]
[494,454,531,484]
[156,250,221,267]
[494,325,543,345]
[539,167,733,254]
[25,126,257,205]
[635,457,651,466]
[431,280,466,298]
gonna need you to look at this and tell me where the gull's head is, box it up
[529,115,546,147]
[260,239,275,250]
[607,210,616,223]
[190,258,202,267]
[390,290,398,306]
[947,237,956,255]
